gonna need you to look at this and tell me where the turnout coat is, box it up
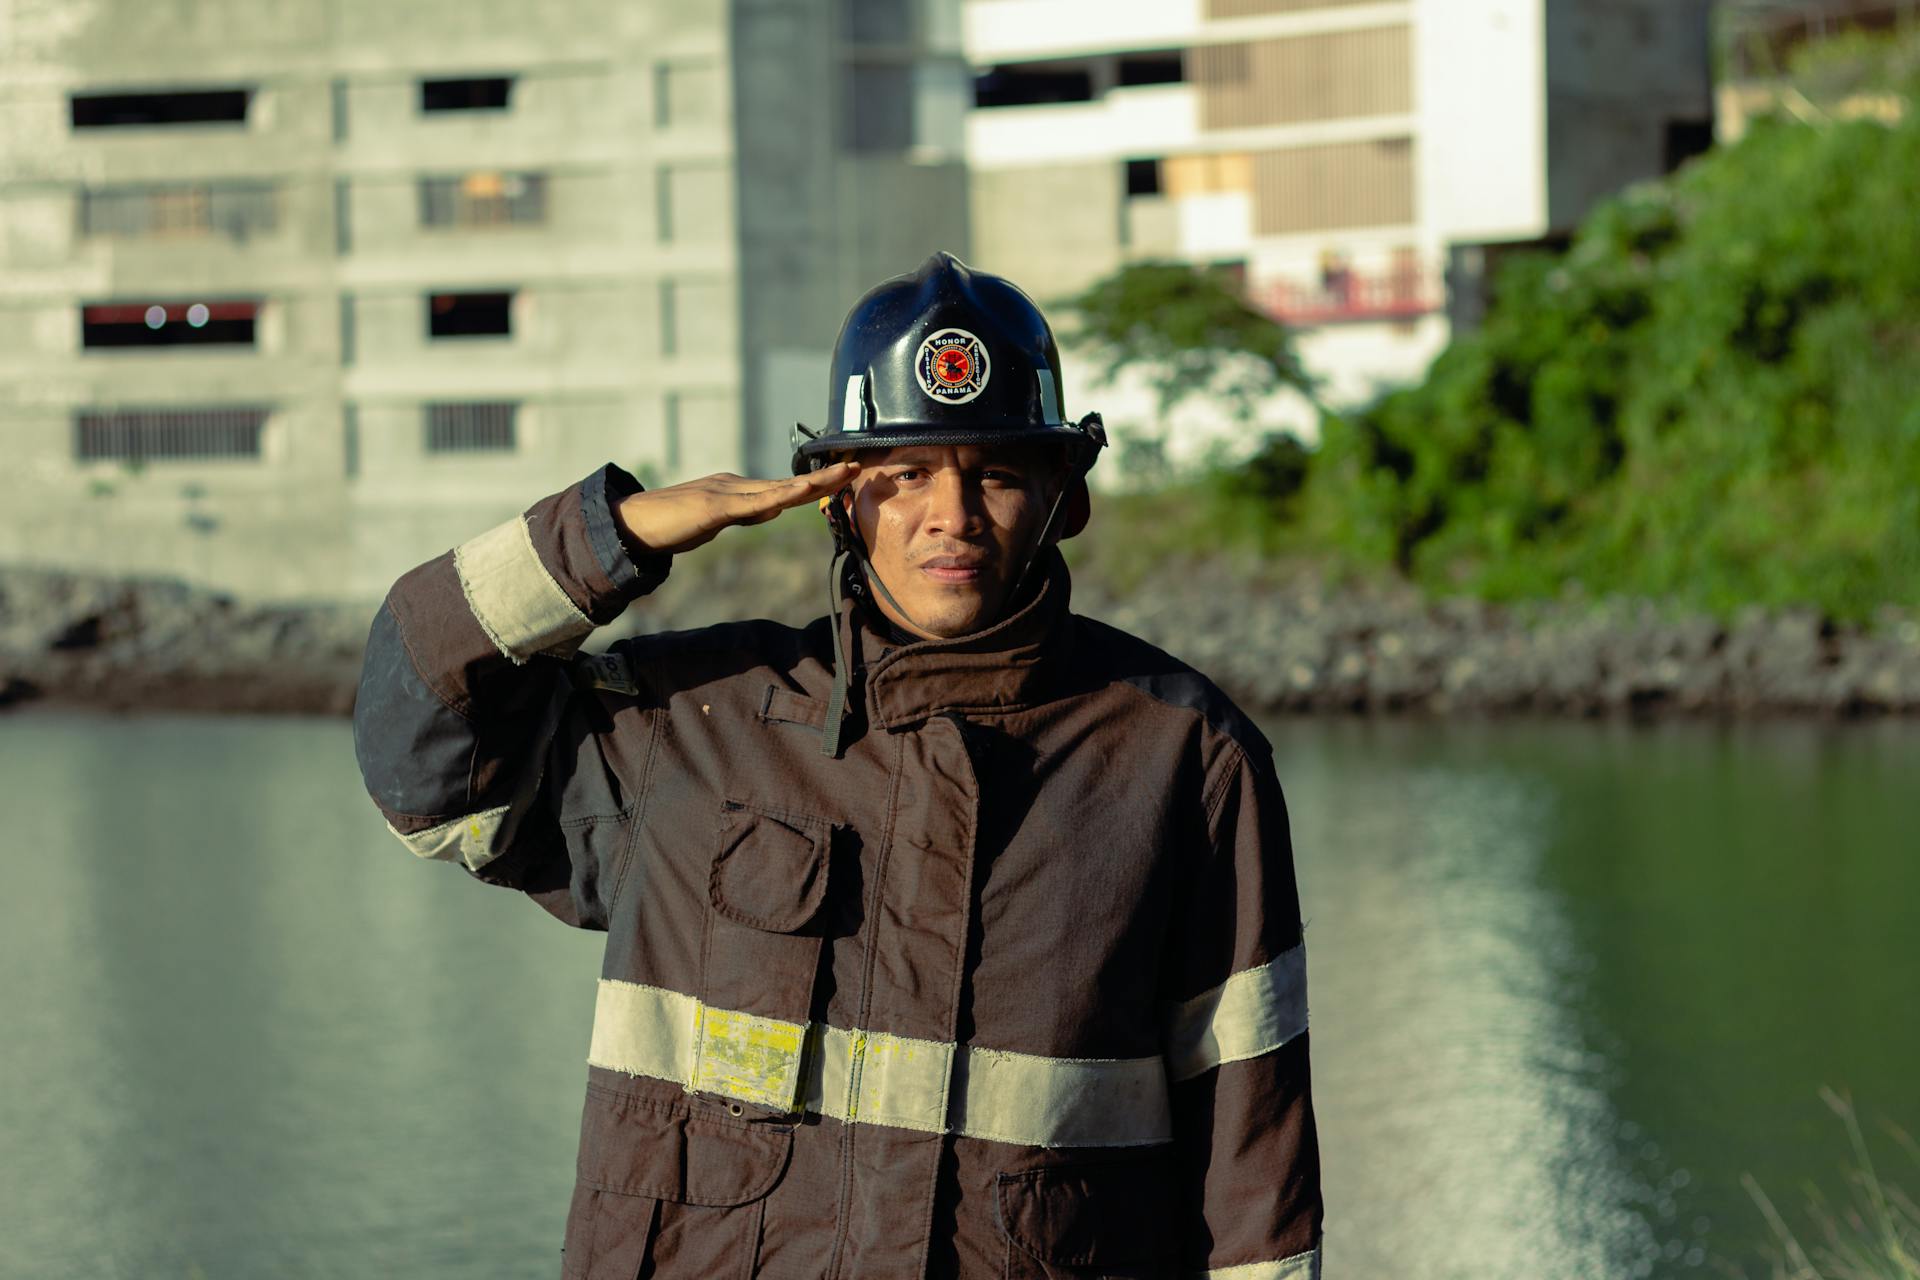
[353,465,1323,1279]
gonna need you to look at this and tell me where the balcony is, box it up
[966,83,1197,167]
[964,0,1202,63]
[1254,266,1438,327]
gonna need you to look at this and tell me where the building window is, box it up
[418,172,547,228]
[70,88,251,129]
[425,402,517,453]
[77,182,277,242]
[74,407,268,462]
[1125,158,1163,197]
[1118,52,1184,87]
[420,76,513,113]
[81,300,260,350]
[973,64,1095,109]
[427,291,514,339]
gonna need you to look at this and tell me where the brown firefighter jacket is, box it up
[353,465,1324,1279]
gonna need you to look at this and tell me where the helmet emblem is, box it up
[914,328,990,405]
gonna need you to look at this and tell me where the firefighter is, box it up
[353,252,1323,1278]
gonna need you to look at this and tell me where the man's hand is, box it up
[616,461,860,556]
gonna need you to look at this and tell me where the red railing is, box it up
[1254,270,1438,327]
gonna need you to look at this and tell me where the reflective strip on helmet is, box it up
[1035,368,1060,424]
[1164,943,1308,1083]
[453,514,593,663]
[842,374,867,432]
[588,978,1173,1147]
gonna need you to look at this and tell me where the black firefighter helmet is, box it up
[790,252,1106,516]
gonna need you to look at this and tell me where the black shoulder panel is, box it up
[353,602,477,818]
[1074,616,1272,760]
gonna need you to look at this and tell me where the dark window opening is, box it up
[420,77,514,113]
[82,301,259,349]
[71,89,250,129]
[426,402,517,453]
[973,65,1095,109]
[428,291,514,338]
[74,407,267,461]
[1664,119,1714,173]
[1125,158,1163,197]
[1118,52,1185,87]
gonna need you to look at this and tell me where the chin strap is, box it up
[821,544,852,759]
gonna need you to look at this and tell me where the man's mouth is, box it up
[919,554,987,585]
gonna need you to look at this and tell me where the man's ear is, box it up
[1058,475,1091,541]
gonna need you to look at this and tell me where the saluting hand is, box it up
[614,461,860,556]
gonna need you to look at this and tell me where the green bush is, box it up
[1306,102,1920,618]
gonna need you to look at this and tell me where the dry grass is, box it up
[1742,1090,1920,1280]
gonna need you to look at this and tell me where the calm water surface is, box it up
[0,712,1913,1279]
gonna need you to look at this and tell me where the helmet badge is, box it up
[914,328,990,405]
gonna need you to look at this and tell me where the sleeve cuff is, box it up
[583,463,673,611]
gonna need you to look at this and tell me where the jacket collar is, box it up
[842,548,1073,729]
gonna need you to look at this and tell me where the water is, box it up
[0,712,1914,1279]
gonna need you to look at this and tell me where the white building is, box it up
[0,0,969,601]
[960,0,1714,472]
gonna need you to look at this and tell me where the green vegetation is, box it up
[1746,1090,1919,1280]
[1063,35,1920,620]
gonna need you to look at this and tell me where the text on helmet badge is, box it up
[914,328,990,405]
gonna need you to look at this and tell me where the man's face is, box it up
[843,443,1061,641]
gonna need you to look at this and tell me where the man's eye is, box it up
[894,469,923,481]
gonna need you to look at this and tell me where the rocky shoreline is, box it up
[3,559,1917,718]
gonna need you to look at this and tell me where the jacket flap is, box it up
[711,802,831,933]
[996,1156,1177,1268]
[578,1088,792,1207]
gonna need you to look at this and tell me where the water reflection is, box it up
[1280,725,1650,1277]
[0,713,1913,1278]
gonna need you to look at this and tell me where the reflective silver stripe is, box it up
[385,804,512,871]
[954,1044,1169,1146]
[453,514,593,663]
[589,979,1171,1147]
[842,374,867,432]
[1201,1245,1322,1279]
[1165,943,1308,1083]
[1035,368,1060,424]
[588,979,700,1083]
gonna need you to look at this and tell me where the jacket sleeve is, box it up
[1165,735,1324,1278]
[351,463,670,927]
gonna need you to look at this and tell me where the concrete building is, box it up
[960,0,1715,471]
[0,0,968,601]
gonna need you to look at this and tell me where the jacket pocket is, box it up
[995,1153,1178,1279]
[562,1087,791,1279]
[694,800,834,1117]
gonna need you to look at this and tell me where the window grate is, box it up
[74,407,268,462]
[425,402,517,453]
[78,182,278,241]
[418,172,547,228]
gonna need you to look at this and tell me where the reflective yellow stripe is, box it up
[588,978,1171,1147]
[453,514,593,663]
[1200,1245,1322,1279]
[385,804,512,870]
[1165,943,1309,1083]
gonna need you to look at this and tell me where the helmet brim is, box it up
[792,423,1095,474]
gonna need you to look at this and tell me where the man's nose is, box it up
[923,471,984,538]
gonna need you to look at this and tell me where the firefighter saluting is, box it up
[354,252,1324,1278]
